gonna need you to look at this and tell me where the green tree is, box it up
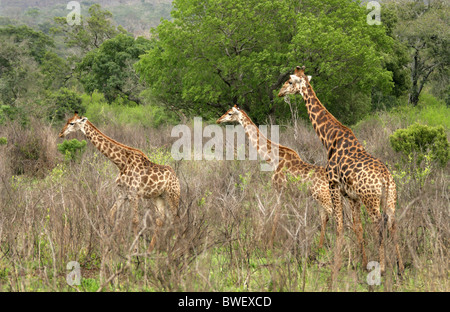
[40,51,71,91]
[0,36,43,106]
[53,4,126,55]
[136,0,397,124]
[0,24,54,64]
[371,5,411,111]
[77,33,151,104]
[135,0,296,122]
[0,24,70,119]
[284,0,396,124]
[387,0,450,106]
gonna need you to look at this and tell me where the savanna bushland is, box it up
[0,0,448,292]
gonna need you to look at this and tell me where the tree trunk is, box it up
[409,48,420,106]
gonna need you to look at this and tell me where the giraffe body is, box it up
[217,106,333,248]
[278,66,403,273]
[59,113,180,252]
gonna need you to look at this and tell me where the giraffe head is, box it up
[278,66,312,98]
[59,112,88,138]
[216,105,242,124]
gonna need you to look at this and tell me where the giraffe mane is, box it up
[86,120,152,162]
[238,109,303,160]
[294,66,356,137]
[303,77,357,138]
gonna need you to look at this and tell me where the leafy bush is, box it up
[81,91,177,128]
[57,139,87,162]
[146,146,173,166]
[0,105,9,125]
[0,137,7,145]
[389,123,450,168]
[0,105,28,126]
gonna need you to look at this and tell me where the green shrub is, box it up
[57,139,87,162]
[0,137,7,145]
[146,146,173,165]
[0,105,27,126]
[389,123,450,168]
[0,105,8,125]
[81,91,177,128]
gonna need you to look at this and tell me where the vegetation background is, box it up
[0,0,448,291]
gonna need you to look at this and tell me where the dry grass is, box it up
[0,115,448,292]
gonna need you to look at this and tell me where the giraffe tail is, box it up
[380,179,390,232]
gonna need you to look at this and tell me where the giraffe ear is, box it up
[307,75,312,82]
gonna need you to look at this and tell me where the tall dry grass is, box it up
[0,115,448,291]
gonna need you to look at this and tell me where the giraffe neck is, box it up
[83,121,130,171]
[237,111,278,167]
[302,83,363,153]
[237,111,309,171]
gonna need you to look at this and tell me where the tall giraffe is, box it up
[278,66,403,274]
[217,105,334,248]
[59,112,181,252]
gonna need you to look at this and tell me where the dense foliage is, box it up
[0,0,447,126]
[390,123,450,168]
[136,0,409,124]
[77,33,152,104]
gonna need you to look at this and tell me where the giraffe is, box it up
[59,112,181,252]
[216,105,334,248]
[278,66,404,274]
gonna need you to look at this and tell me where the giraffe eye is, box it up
[69,123,74,126]
[228,113,232,116]
[289,81,293,85]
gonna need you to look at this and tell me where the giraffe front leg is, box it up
[349,198,367,268]
[328,182,344,290]
[377,216,386,275]
[364,196,386,275]
[388,217,403,274]
[148,197,166,253]
[386,188,404,274]
[318,210,328,250]
[110,203,117,224]
[317,188,333,250]
[269,170,285,248]
[168,192,181,239]
[330,182,344,272]
[109,192,127,226]
[129,195,140,253]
